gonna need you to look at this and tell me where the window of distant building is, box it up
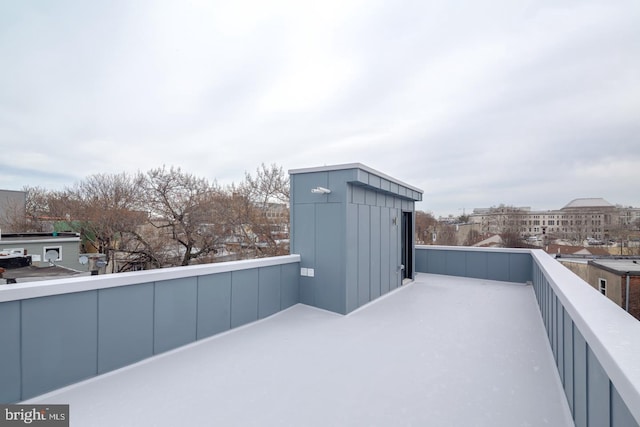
[599,278,607,295]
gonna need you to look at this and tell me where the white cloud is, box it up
[0,0,638,215]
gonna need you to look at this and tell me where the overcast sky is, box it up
[1,0,638,216]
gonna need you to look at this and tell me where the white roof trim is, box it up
[0,254,301,303]
[289,163,423,194]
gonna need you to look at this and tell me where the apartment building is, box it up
[470,198,637,243]
[559,257,640,321]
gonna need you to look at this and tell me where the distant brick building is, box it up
[561,258,640,321]
[587,259,640,321]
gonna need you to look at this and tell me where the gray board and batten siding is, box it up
[0,255,300,402]
[414,245,533,283]
[289,163,423,315]
[0,163,425,403]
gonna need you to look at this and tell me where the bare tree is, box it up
[500,229,524,248]
[609,218,640,256]
[435,224,458,246]
[415,211,437,244]
[457,213,470,224]
[480,205,530,248]
[243,163,289,206]
[414,211,458,246]
[574,216,590,243]
[499,209,527,248]
[463,229,484,246]
[222,164,290,258]
[60,173,146,267]
[118,223,174,270]
[1,186,65,232]
[632,218,640,256]
[139,166,224,266]
[3,163,293,270]
[0,195,28,232]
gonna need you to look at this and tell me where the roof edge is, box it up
[562,198,614,209]
[588,260,640,276]
[288,163,423,194]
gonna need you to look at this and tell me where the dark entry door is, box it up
[401,211,413,280]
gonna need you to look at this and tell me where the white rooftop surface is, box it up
[592,259,640,273]
[26,273,573,427]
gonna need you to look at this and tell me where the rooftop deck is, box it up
[4,164,638,426]
[25,273,572,426]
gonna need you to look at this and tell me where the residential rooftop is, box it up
[1,265,88,283]
[1,164,639,427]
[24,273,572,426]
[589,258,640,275]
[0,232,80,242]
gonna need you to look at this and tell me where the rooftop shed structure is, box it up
[289,163,423,314]
[0,232,82,271]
